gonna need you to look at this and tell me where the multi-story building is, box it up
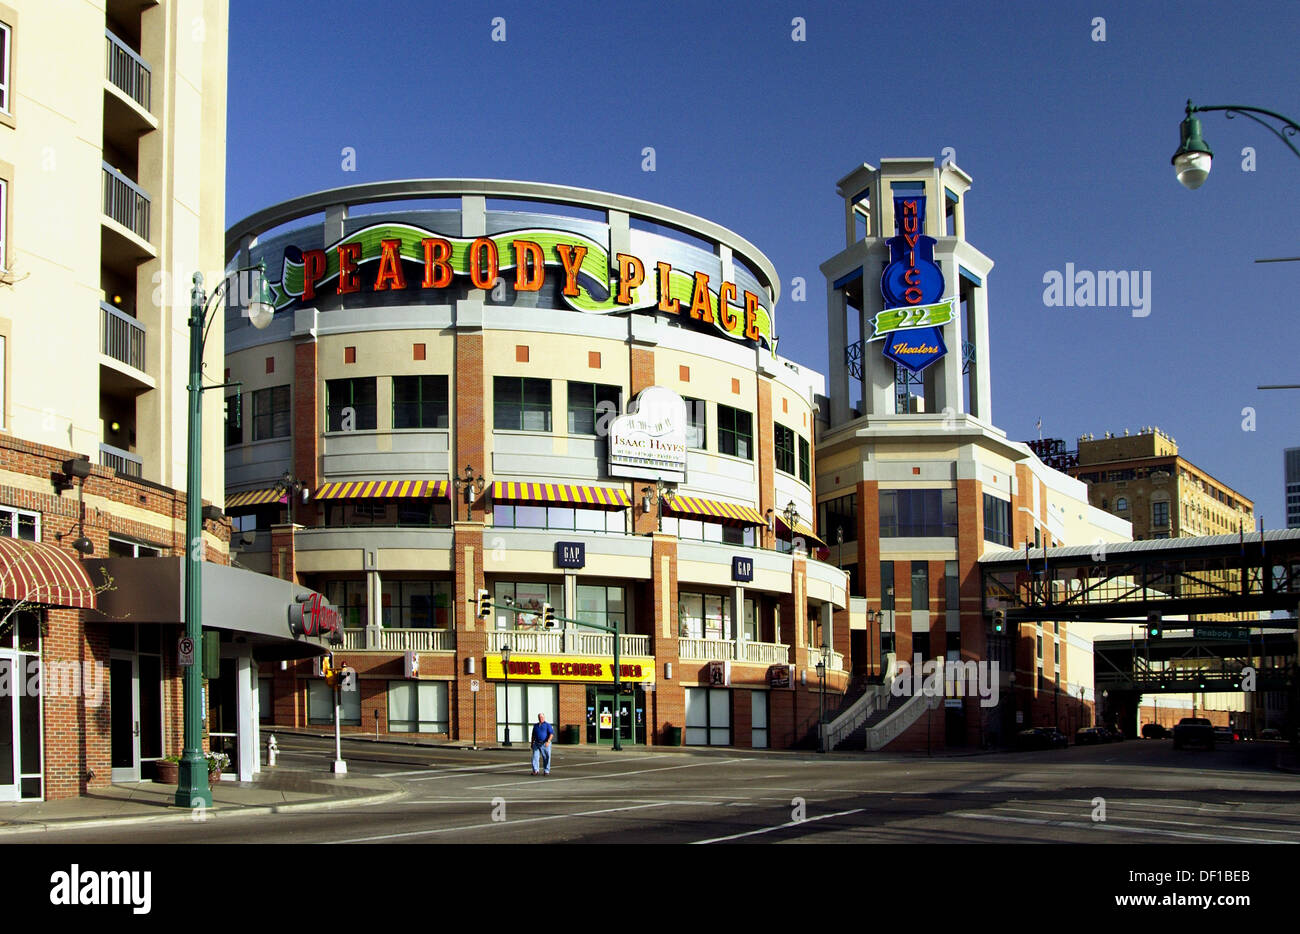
[0,0,317,801]
[817,158,1130,749]
[226,179,851,750]
[1069,427,1255,541]
[1286,447,1300,529]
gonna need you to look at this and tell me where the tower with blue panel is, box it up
[822,158,994,427]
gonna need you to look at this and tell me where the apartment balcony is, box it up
[678,638,791,664]
[339,628,455,652]
[99,442,142,479]
[101,163,154,270]
[98,302,154,395]
[485,629,650,657]
[103,30,157,156]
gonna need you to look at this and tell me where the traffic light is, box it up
[320,652,338,688]
[992,609,1006,634]
[1147,611,1162,640]
[476,588,491,620]
[542,603,557,629]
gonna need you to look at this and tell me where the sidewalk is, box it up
[0,768,405,836]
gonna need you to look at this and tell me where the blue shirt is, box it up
[531,721,555,745]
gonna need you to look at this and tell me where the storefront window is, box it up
[388,681,449,732]
[381,580,452,628]
[751,691,768,748]
[660,516,756,546]
[685,687,730,746]
[494,503,625,533]
[496,683,556,743]
[323,500,452,528]
[308,680,360,725]
[324,580,368,628]
[879,489,958,537]
[493,581,564,629]
[678,592,753,640]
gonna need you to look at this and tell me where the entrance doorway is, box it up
[587,685,644,745]
[109,625,164,783]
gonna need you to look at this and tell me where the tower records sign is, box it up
[607,386,687,482]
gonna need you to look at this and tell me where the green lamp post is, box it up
[1172,99,1300,189]
[176,263,275,808]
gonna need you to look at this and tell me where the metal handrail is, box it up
[99,442,142,478]
[100,302,145,370]
[102,162,151,242]
[105,30,151,111]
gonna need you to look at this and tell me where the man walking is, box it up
[531,713,555,775]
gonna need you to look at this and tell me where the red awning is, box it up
[0,537,98,609]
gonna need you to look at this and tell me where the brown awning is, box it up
[0,537,98,609]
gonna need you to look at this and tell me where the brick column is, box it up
[857,480,882,676]
[757,379,776,549]
[453,522,488,742]
[648,534,680,745]
[629,347,660,536]
[956,477,987,747]
[293,338,320,526]
[270,523,299,583]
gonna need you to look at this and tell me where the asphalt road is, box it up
[10,736,1300,844]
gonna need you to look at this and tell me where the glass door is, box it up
[0,655,15,802]
[110,655,140,782]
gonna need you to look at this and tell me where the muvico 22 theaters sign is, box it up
[868,194,956,373]
[266,224,777,350]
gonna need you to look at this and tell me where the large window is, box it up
[252,385,291,440]
[108,536,161,558]
[0,179,8,270]
[388,681,449,733]
[717,405,753,460]
[323,580,367,628]
[393,375,449,429]
[492,580,564,630]
[818,493,857,545]
[308,680,360,725]
[685,397,706,450]
[879,489,958,537]
[381,580,452,629]
[660,516,756,547]
[496,683,556,743]
[1152,500,1170,528]
[323,501,452,528]
[224,395,242,446]
[493,503,625,534]
[678,592,755,641]
[774,423,796,476]
[0,22,10,115]
[750,692,768,749]
[567,381,621,436]
[685,687,730,746]
[799,436,811,485]
[495,377,552,431]
[576,585,627,633]
[326,377,377,431]
[983,493,1011,547]
[0,506,37,541]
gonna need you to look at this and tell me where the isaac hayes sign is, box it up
[607,386,687,482]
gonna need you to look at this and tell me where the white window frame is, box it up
[0,177,8,271]
[0,22,10,115]
[0,505,38,540]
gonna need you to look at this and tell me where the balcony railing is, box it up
[678,638,791,664]
[99,442,142,478]
[339,628,455,652]
[485,629,650,657]
[102,163,151,242]
[100,302,145,371]
[105,30,151,111]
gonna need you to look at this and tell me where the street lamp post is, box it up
[177,264,275,809]
[453,465,485,522]
[501,643,512,747]
[1171,99,1300,189]
[816,651,827,753]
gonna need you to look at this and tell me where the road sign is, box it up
[1195,626,1251,641]
[178,636,195,667]
[470,679,480,693]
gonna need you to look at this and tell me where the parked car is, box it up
[1141,723,1170,739]
[1172,717,1216,750]
[1213,726,1239,744]
[1075,727,1108,745]
[1016,727,1068,750]
[1260,728,1283,741]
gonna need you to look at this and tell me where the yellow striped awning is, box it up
[664,495,766,526]
[314,480,450,500]
[491,482,631,510]
[780,518,828,550]
[225,488,284,509]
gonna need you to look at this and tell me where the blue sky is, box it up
[228,0,1300,525]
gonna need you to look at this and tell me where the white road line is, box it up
[376,763,520,778]
[692,808,865,844]
[950,811,1293,844]
[322,802,678,843]
[469,758,748,789]
[1064,798,1300,820]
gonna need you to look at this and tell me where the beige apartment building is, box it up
[0,1,313,802]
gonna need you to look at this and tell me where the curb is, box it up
[0,785,408,836]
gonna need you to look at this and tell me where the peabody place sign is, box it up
[268,223,776,350]
[484,654,653,683]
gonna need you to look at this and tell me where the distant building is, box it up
[1286,447,1300,529]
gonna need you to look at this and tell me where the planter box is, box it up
[154,761,179,784]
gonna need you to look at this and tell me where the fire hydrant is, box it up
[267,734,279,768]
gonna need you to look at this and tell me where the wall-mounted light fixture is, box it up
[453,465,486,521]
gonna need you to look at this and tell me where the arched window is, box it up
[1115,497,1128,511]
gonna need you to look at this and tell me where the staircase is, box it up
[818,653,943,752]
